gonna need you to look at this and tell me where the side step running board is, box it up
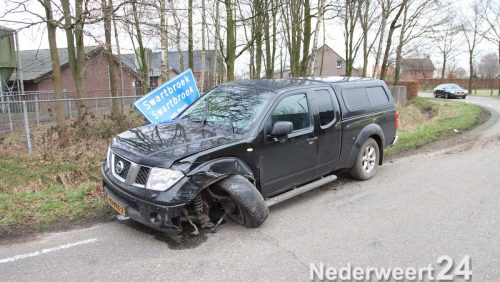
[266,175,338,207]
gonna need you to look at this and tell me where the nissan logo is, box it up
[115,160,125,174]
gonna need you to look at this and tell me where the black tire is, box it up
[463,95,467,99]
[213,175,269,228]
[350,138,380,181]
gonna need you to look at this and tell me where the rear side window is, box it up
[272,94,311,131]
[366,87,389,106]
[314,90,335,126]
[342,88,370,110]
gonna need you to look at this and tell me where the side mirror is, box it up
[271,121,293,142]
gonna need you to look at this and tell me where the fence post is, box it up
[35,96,40,126]
[63,90,69,117]
[22,101,32,155]
[7,98,13,132]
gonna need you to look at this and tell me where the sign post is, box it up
[134,69,200,123]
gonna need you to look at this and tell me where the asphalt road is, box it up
[1,95,499,281]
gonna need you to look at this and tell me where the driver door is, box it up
[259,91,318,196]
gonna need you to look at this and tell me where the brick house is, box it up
[9,46,224,97]
[275,45,360,78]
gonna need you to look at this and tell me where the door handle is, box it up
[306,137,318,144]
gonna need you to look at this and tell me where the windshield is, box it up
[446,84,461,89]
[178,85,272,133]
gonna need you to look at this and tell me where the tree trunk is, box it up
[159,0,169,83]
[111,0,124,114]
[200,0,207,91]
[131,1,148,95]
[380,1,406,80]
[61,0,87,122]
[188,0,194,70]
[441,55,446,79]
[225,0,236,81]
[102,0,119,118]
[393,1,408,85]
[300,0,312,76]
[172,6,185,71]
[255,0,263,79]
[213,0,220,84]
[309,0,325,76]
[42,0,65,127]
[468,49,474,94]
[373,1,388,79]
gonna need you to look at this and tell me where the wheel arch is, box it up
[346,124,385,168]
[184,157,256,203]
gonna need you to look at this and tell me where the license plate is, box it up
[107,195,126,216]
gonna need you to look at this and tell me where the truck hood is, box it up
[110,121,241,168]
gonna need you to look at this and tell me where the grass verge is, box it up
[0,111,146,237]
[386,97,484,154]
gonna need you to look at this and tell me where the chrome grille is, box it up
[113,154,131,179]
[111,153,150,188]
[135,167,151,185]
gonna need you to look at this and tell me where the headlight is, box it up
[106,147,112,168]
[146,168,184,191]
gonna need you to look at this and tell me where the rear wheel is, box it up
[211,175,268,228]
[350,138,380,180]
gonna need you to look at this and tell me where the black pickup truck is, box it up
[102,77,398,234]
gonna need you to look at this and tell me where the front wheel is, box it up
[211,175,269,228]
[350,138,380,180]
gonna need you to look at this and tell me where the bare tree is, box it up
[102,0,119,118]
[199,0,207,91]
[432,17,462,79]
[338,0,362,76]
[60,0,88,121]
[309,0,326,76]
[40,0,65,127]
[380,0,406,80]
[462,1,488,94]
[159,0,170,83]
[478,53,500,78]
[358,0,381,77]
[393,0,442,85]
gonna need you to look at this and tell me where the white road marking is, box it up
[0,238,97,264]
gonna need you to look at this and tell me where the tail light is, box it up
[395,111,399,130]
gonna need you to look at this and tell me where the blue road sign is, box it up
[134,69,200,123]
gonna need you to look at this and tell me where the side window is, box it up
[342,88,370,110]
[272,94,310,132]
[314,90,335,126]
[366,87,389,106]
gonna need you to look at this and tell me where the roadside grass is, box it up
[0,111,146,235]
[386,97,483,154]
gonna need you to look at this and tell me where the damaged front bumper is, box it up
[101,164,189,233]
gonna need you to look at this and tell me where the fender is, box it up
[172,157,256,203]
[345,124,385,168]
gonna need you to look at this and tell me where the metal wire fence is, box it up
[0,95,142,153]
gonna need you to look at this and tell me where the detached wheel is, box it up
[212,175,268,228]
[350,138,380,180]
